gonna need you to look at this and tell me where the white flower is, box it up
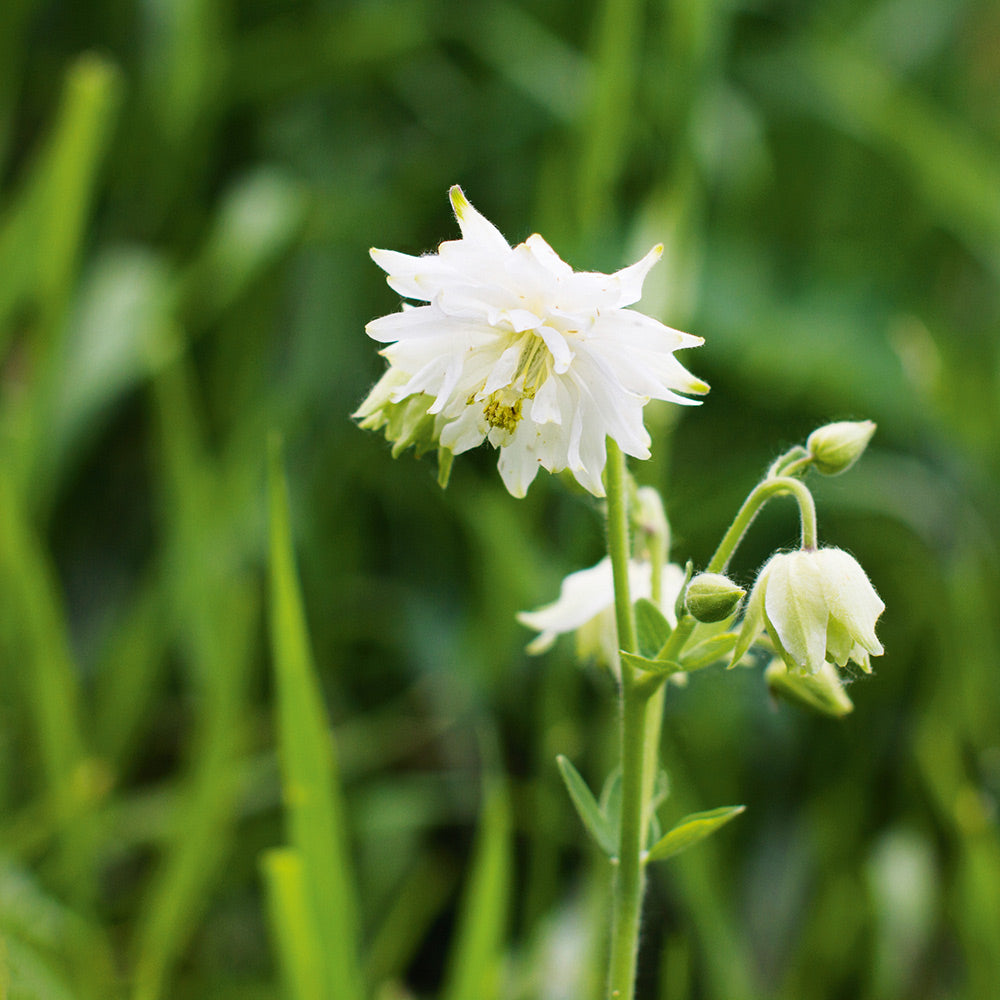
[734,548,884,675]
[356,186,707,497]
[517,557,686,668]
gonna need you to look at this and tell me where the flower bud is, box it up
[765,658,854,717]
[684,573,745,623]
[634,486,671,556]
[733,547,884,676]
[806,420,876,476]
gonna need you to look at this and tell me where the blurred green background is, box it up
[1,0,999,997]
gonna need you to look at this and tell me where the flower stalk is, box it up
[604,438,649,1000]
[707,475,818,574]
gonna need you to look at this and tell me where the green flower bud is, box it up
[684,573,745,623]
[806,420,876,476]
[765,658,854,717]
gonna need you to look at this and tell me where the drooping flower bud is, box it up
[732,547,884,675]
[684,573,745,623]
[806,420,876,476]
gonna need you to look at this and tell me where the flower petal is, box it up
[815,549,885,655]
[764,552,829,674]
[610,243,663,307]
[449,186,511,254]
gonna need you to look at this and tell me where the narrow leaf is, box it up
[680,632,739,671]
[634,597,671,658]
[267,436,363,1000]
[442,778,512,1000]
[599,769,623,849]
[646,806,746,863]
[620,650,686,676]
[556,756,617,856]
[260,849,326,1000]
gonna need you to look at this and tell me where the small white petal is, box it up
[524,233,574,279]
[449,186,511,254]
[529,376,562,425]
[534,325,574,373]
[497,430,543,497]
[610,244,663,307]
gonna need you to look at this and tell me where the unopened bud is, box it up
[684,573,745,623]
[634,486,670,554]
[806,420,876,476]
[765,659,853,717]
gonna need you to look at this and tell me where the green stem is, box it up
[608,676,649,1000]
[654,476,819,670]
[605,439,637,655]
[706,476,817,575]
[604,439,647,1000]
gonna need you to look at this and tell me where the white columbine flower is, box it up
[517,557,687,668]
[355,186,708,497]
[734,547,884,675]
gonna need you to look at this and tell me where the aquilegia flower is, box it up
[733,547,884,676]
[355,186,708,497]
[517,557,687,668]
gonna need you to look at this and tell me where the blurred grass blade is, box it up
[261,849,327,1000]
[48,248,177,489]
[365,853,457,986]
[0,475,90,864]
[267,435,363,1000]
[180,168,306,327]
[646,806,745,864]
[130,363,257,1000]
[556,755,617,857]
[442,776,512,1000]
[578,0,643,237]
[0,54,121,344]
[0,860,117,1000]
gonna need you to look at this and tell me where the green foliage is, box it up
[646,806,746,865]
[556,755,618,857]
[0,0,998,997]
[266,440,363,1000]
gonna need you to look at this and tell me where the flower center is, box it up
[479,332,552,432]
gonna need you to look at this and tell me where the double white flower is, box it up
[735,547,884,675]
[356,186,707,497]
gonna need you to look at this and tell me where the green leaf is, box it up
[599,768,623,845]
[651,768,671,810]
[645,806,746,863]
[619,650,686,676]
[267,436,363,1000]
[680,632,740,671]
[556,756,617,857]
[441,778,512,1000]
[260,849,327,1000]
[634,597,671,658]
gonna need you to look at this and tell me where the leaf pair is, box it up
[557,756,744,865]
[622,598,739,678]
